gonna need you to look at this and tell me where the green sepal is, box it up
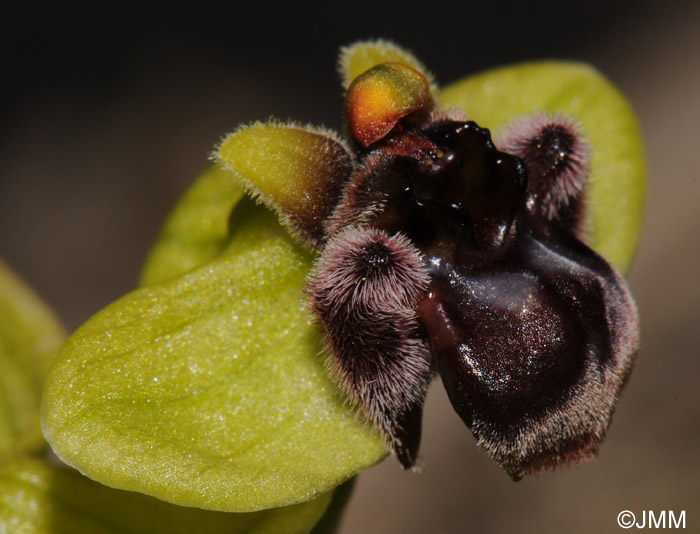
[338,40,436,91]
[0,259,65,459]
[309,478,356,534]
[140,165,246,285]
[0,457,332,534]
[41,175,387,512]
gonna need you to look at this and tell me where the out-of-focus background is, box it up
[1,2,698,532]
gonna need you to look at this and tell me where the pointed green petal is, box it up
[42,202,387,512]
[440,61,646,272]
[140,165,246,285]
[217,122,353,247]
[0,260,65,458]
[338,40,436,91]
[0,457,332,534]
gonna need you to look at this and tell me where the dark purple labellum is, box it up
[418,228,637,478]
[305,94,638,477]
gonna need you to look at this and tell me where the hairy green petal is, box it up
[0,457,331,534]
[217,122,353,247]
[140,165,246,286]
[42,200,387,512]
[338,39,436,91]
[0,260,65,458]
[440,61,646,272]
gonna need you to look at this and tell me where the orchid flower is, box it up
[23,40,646,532]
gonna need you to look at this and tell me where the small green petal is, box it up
[440,61,646,272]
[42,200,387,512]
[338,39,436,91]
[0,260,65,458]
[217,121,353,247]
[0,457,332,534]
[140,165,246,286]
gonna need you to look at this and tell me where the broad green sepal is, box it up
[338,39,436,91]
[0,259,65,459]
[440,61,646,273]
[140,166,246,286]
[0,457,332,534]
[42,196,387,512]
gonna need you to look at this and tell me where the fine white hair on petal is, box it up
[213,119,355,248]
[496,112,590,225]
[305,226,433,467]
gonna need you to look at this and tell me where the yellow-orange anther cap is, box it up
[345,62,431,148]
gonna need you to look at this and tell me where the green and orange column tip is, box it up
[345,62,432,148]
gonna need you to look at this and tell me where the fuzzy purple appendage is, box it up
[497,113,589,235]
[305,226,433,467]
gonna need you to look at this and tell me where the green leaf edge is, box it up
[0,259,65,459]
[0,456,332,534]
[140,165,246,286]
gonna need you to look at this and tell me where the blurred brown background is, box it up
[1,2,698,532]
